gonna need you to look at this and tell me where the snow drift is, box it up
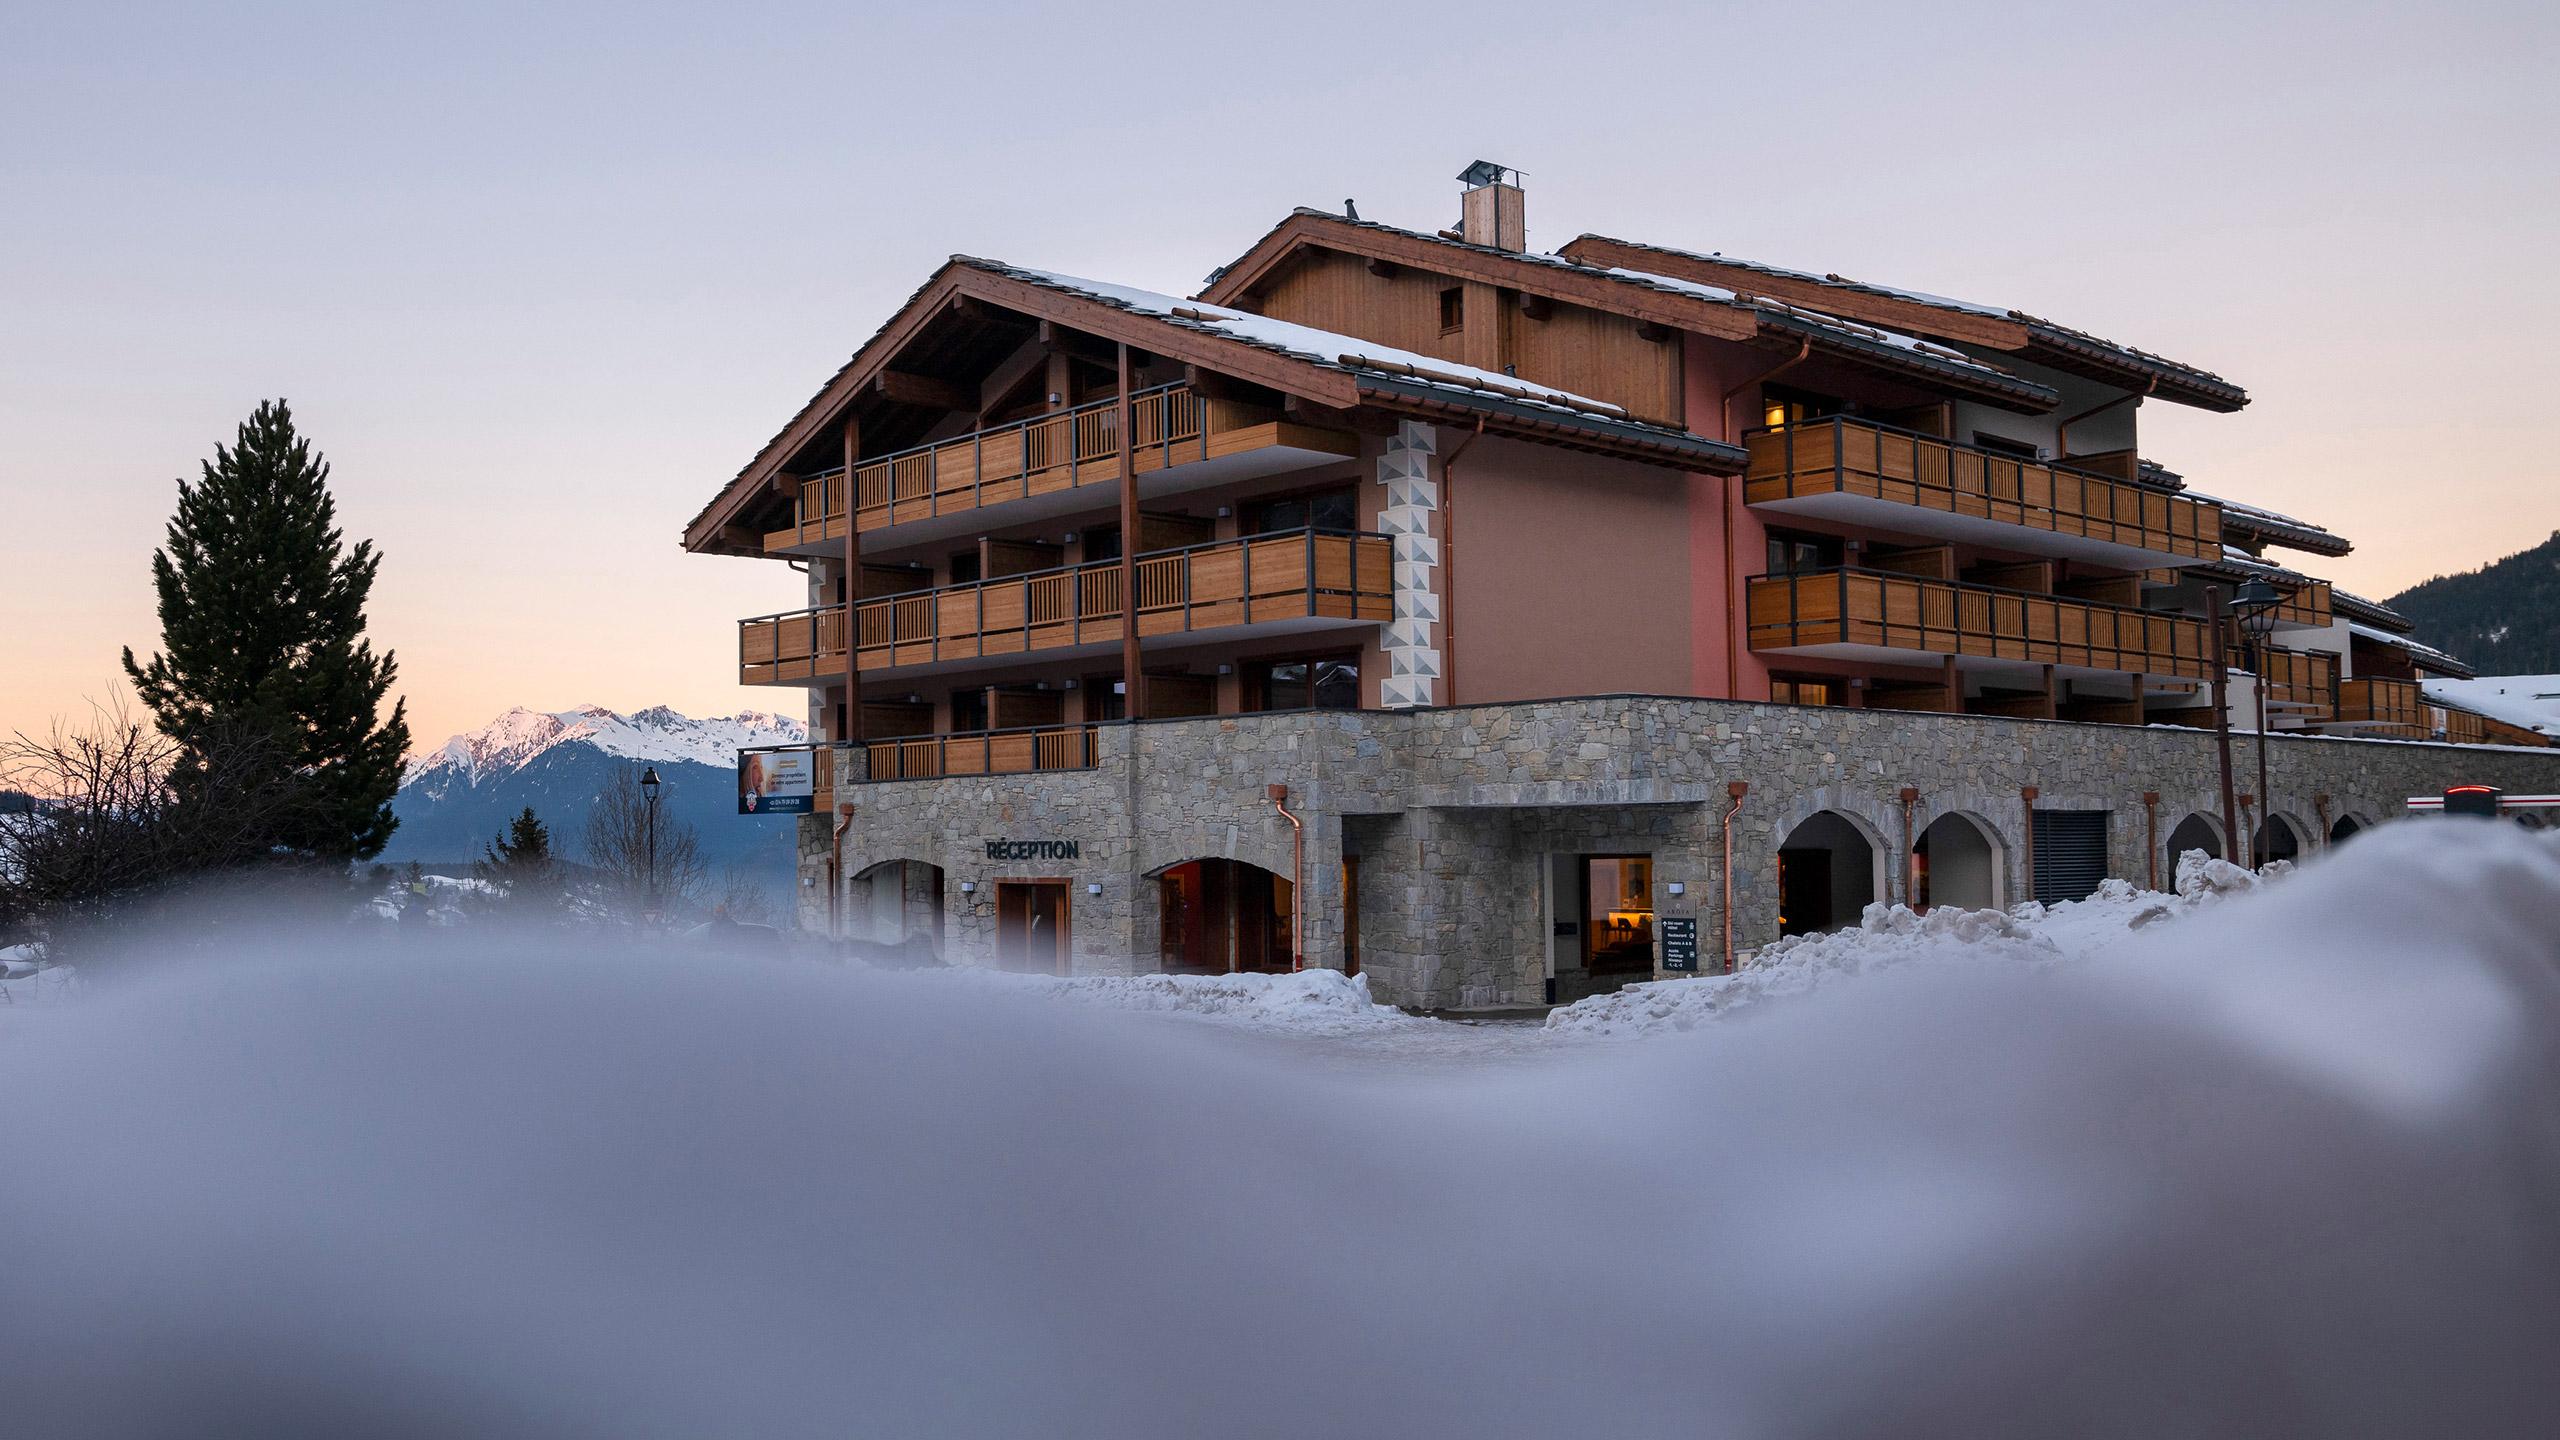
[5,822,2559,1437]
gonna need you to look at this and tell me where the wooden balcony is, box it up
[1745,418,2222,569]
[2241,645,2337,715]
[864,725,1099,782]
[764,382,1360,553]
[739,528,1393,684]
[2333,676,2424,736]
[2264,577,2332,631]
[1746,567,2214,680]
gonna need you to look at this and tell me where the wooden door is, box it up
[996,881,1071,975]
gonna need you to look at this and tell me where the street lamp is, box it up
[2232,575,2283,866]
[639,765,662,920]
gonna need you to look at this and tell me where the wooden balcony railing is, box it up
[864,724,1099,781]
[2266,577,2332,629]
[765,382,1357,547]
[739,527,1393,684]
[2335,676,2423,732]
[1745,417,2222,563]
[2237,645,2337,712]
[1746,567,2215,679]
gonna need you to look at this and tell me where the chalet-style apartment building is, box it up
[686,165,2560,1007]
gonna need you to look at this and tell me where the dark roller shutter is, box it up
[2032,810,2110,904]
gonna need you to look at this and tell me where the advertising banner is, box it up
[739,749,815,815]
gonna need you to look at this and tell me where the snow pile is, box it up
[1547,901,2064,1037]
[1549,851,2300,1039]
[926,965,1423,1038]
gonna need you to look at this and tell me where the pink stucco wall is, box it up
[1684,334,1774,702]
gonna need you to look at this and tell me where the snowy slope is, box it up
[2423,674,2560,741]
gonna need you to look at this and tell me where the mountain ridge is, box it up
[2385,531,2560,675]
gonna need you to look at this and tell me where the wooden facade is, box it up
[763,383,1358,549]
[1744,418,2222,563]
[2335,676,2425,735]
[865,724,1100,781]
[1746,569,2215,680]
[2248,646,2338,714]
[740,530,1394,684]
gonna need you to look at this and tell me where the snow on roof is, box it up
[2330,588,2412,632]
[2349,622,2473,677]
[2421,675,2560,737]
[984,261,1627,420]
[2214,546,2315,585]
[1594,266,2027,385]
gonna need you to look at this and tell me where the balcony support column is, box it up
[1116,343,1143,720]
[842,417,864,745]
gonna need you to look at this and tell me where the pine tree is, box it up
[476,807,562,911]
[122,400,410,863]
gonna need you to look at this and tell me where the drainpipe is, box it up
[1439,418,1486,707]
[1720,339,1813,700]
[2054,377,2155,461]
[1721,780,1748,973]
[829,802,856,938]
[2142,791,2160,891]
[1267,784,1305,971]
[1898,787,1920,910]
[2019,786,2039,902]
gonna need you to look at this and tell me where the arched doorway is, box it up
[847,859,945,955]
[2164,814,2221,885]
[1778,811,1883,937]
[2330,814,2366,845]
[1913,812,2003,912]
[2252,815,2303,866]
[1154,858,1294,974]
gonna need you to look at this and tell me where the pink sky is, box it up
[5,1,2556,751]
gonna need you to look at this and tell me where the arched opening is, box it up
[1778,811,1882,937]
[1913,812,2003,912]
[2330,814,2366,845]
[847,859,945,958]
[2164,813,2221,884]
[1154,858,1294,975]
[2252,815,2303,866]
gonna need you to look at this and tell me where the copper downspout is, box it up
[2020,786,2039,899]
[2142,791,2160,891]
[829,803,856,937]
[1439,417,1486,706]
[1719,340,1813,700]
[2314,792,2332,851]
[1267,784,1305,971]
[1898,786,1920,909]
[2053,377,2155,460]
[1721,780,1748,973]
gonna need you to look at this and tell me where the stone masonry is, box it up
[793,697,2560,1009]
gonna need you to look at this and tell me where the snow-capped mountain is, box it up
[384,706,808,887]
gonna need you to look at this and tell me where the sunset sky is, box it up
[5,0,2555,751]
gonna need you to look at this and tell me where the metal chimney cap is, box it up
[1457,160,1520,189]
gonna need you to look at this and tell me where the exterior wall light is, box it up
[958,880,977,894]
[1667,882,1685,896]
[1086,883,1103,895]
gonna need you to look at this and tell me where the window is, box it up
[949,688,988,733]
[1243,487,1356,536]
[1972,431,2042,461]
[1765,529,1845,575]
[1760,383,1847,429]
[1248,653,1360,711]
[947,549,982,586]
[1080,525,1121,564]
[1083,673,1125,723]
[1771,675,1846,707]
[1438,287,1464,334]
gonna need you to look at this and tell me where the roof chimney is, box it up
[1457,160,1525,251]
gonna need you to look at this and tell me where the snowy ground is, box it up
[6,824,2559,1435]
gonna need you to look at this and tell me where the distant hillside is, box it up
[383,705,807,895]
[2385,531,2560,674]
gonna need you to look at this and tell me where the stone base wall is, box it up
[791,698,2560,1009]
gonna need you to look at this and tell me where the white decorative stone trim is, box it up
[1376,421,1440,709]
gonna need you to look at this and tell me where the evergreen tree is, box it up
[476,807,562,911]
[122,400,409,863]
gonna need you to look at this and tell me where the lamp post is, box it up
[639,764,662,921]
[2232,576,2282,866]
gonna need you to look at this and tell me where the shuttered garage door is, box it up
[2032,810,2110,904]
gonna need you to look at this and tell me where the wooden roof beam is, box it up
[873,370,974,411]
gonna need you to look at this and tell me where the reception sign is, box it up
[739,749,815,815]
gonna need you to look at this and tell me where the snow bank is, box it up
[1547,850,2291,1038]
[7,824,2560,1435]
[909,965,1423,1038]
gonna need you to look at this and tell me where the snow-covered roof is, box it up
[1593,265,2047,395]
[2331,588,2412,633]
[1563,234,2249,409]
[2187,491,2353,557]
[2349,622,2473,678]
[2422,675,2560,737]
[2212,546,2316,586]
